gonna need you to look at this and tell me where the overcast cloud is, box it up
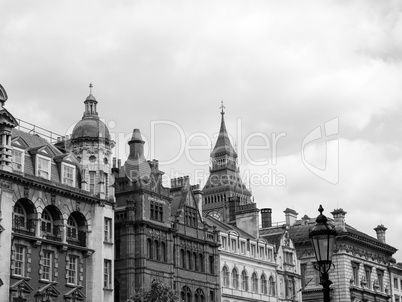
[1,0,402,258]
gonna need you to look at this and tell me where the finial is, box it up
[220,100,225,115]
[89,83,93,94]
[318,205,324,215]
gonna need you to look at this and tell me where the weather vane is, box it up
[220,100,225,114]
[89,83,93,94]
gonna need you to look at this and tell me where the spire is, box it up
[124,129,151,182]
[211,103,237,159]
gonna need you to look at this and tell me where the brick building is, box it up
[113,128,220,302]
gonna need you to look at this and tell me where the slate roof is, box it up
[12,128,62,156]
[204,215,255,239]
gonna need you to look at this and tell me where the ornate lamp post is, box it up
[309,205,337,302]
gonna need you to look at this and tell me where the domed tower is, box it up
[202,103,252,223]
[67,84,115,200]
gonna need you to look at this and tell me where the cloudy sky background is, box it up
[2,1,402,258]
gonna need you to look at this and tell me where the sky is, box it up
[1,0,402,259]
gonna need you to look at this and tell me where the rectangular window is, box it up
[68,256,78,284]
[268,249,273,261]
[377,269,384,291]
[231,239,236,252]
[209,255,214,274]
[352,262,359,286]
[14,245,26,276]
[400,279,402,291]
[395,278,399,289]
[12,149,23,171]
[104,218,112,242]
[251,244,256,256]
[221,237,227,249]
[89,171,96,194]
[42,250,53,281]
[259,246,264,258]
[284,251,293,264]
[37,156,51,179]
[241,242,245,254]
[184,206,196,226]
[104,259,112,289]
[396,296,400,302]
[150,201,164,222]
[301,263,307,288]
[63,164,75,186]
[364,266,371,289]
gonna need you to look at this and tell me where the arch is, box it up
[41,205,63,240]
[147,238,153,259]
[194,288,205,302]
[187,250,192,269]
[67,211,88,247]
[251,272,258,293]
[241,270,248,291]
[199,253,204,272]
[180,249,185,268]
[193,252,198,271]
[232,267,239,289]
[161,241,167,262]
[181,286,191,302]
[261,273,267,294]
[13,198,37,234]
[222,266,230,287]
[154,240,159,260]
[269,275,276,296]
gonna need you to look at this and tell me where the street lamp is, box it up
[309,205,337,302]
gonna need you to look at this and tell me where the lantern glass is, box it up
[311,233,336,263]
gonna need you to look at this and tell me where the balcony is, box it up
[12,217,36,236]
[67,230,87,247]
[41,224,62,242]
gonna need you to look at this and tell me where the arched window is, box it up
[180,249,185,268]
[261,274,267,294]
[195,288,204,302]
[161,242,166,262]
[193,252,198,271]
[222,266,229,287]
[41,208,53,235]
[147,239,153,259]
[67,216,78,240]
[181,286,191,302]
[154,240,159,260]
[269,276,276,296]
[232,268,239,289]
[199,253,204,272]
[13,202,26,229]
[251,272,258,293]
[241,270,248,291]
[187,251,192,269]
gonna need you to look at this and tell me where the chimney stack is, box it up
[374,224,387,243]
[284,208,298,226]
[331,208,347,232]
[261,208,272,228]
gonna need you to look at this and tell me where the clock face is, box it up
[209,210,223,221]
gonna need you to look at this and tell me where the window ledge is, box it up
[103,288,113,292]
[103,241,114,246]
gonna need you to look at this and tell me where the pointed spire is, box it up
[124,128,151,182]
[212,103,237,159]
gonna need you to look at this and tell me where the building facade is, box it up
[0,84,114,302]
[260,208,302,301]
[288,207,397,302]
[113,129,220,302]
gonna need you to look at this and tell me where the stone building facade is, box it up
[288,207,397,302]
[113,129,220,302]
[0,84,115,302]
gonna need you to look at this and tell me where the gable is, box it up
[12,136,29,149]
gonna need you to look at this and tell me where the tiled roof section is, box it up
[284,208,298,215]
[211,112,237,158]
[288,217,398,253]
[204,216,255,239]
[260,226,285,252]
[12,128,62,157]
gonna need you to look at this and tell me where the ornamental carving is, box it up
[0,179,12,189]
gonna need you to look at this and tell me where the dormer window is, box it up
[37,156,51,179]
[62,163,75,187]
[12,148,24,172]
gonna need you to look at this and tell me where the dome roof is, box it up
[71,118,110,140]
[85,94,97,102]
